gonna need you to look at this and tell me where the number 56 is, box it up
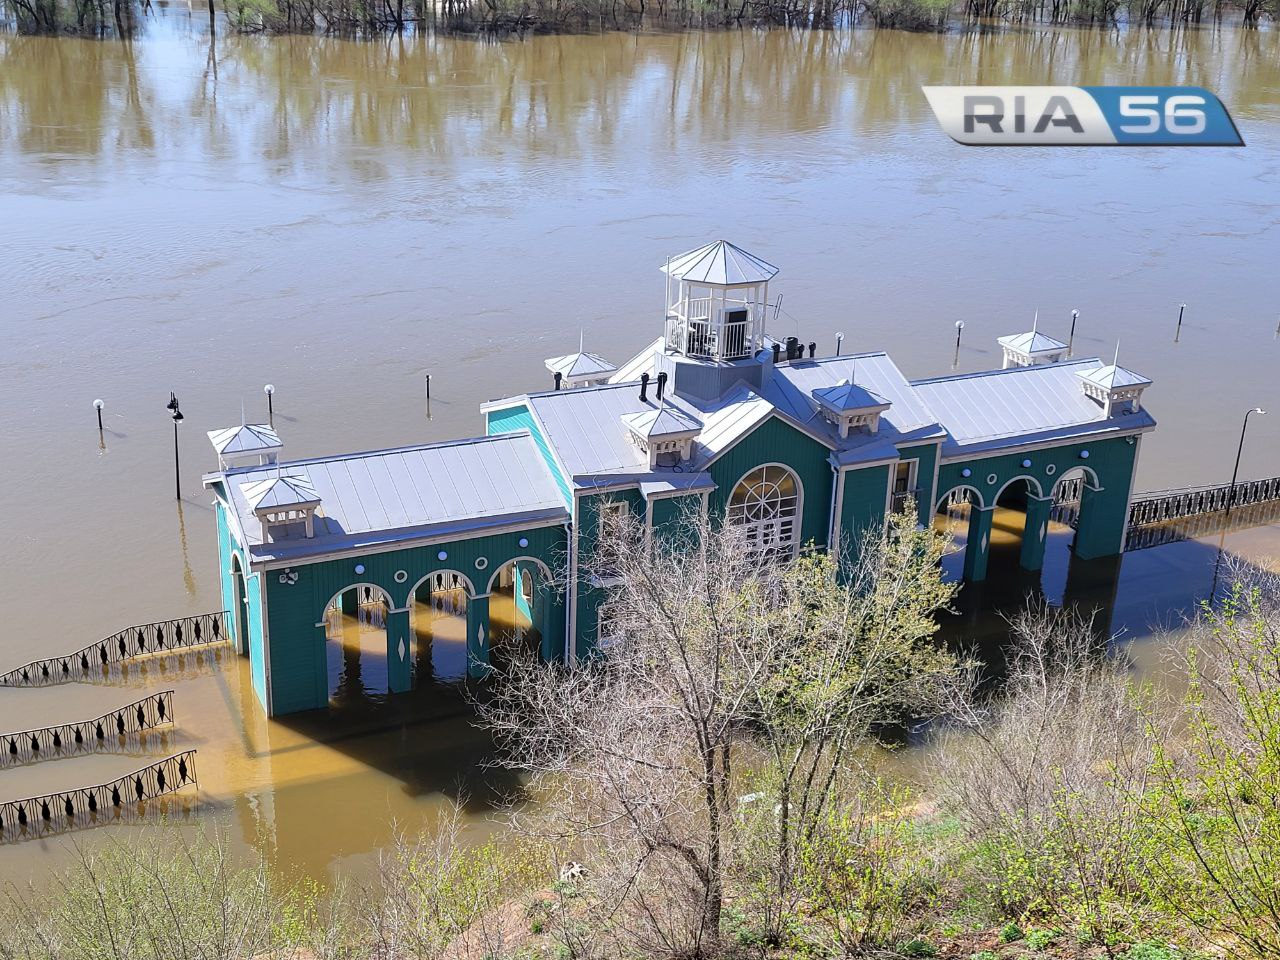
[1118,95,1206,134]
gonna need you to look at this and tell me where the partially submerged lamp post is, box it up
[1226,407,1266,518]
[93,398,104,433]
[1175,302,1186,343]
[1068,308,1079,356]
[264,384,275,428]
[953,320,965,369]
[835,332,845,357]
[167,392,184,500]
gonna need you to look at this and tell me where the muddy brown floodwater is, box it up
[1,11,1279,886]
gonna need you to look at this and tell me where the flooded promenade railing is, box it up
[0,751,197,843]
[0,612,228,687]
[1,691,175,768]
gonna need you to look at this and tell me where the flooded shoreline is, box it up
[1,12,1278,885]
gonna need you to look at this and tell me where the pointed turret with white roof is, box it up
[811,362,892,438]
[240,466,322,541]
[997,311,1069,368]
[545,331,616,389]
[1077,343,1152,417]
[621,397,703,468]
[207,422,283,470]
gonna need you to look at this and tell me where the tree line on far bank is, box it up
[5,0,1279,42]
[4,506,1280,960]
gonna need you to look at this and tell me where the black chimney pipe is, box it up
[639,372,650,403]
[656,372,668,402]
[786,336,799,361]
[554,371,563,391]
[808,342,816,359]
[772,343,781,365]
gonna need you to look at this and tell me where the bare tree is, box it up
[478,503,958,957]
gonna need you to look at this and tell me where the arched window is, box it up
[726,464,801,560]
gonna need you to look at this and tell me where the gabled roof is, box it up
[621,404,703,439]
[910,359,1155,455]
[545,351,616,380]
[217,433,568,563]
[812,380,892,415]
[241,473,320,512]
[1077,363,1152,390]
[997,330,1068,354]
[661,240,779,286]
[208,423,283,456]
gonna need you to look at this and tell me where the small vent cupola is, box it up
[545,335,616,389]
[997,313,1068,368]
[208,423,283,470]
[662,240,779,362]
[621,403,703,468]
[812,372,892,439]
[1077,345,1152,417]
[240,469,321,542]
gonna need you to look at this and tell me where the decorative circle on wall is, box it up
[437,550,448,561]
[961,468,972,478]
[518,537,529,549]
[1021,459,1032,469]
[393,570,408,584]
[354,564,366,575]
[475,557,489,571]
[1045,464,1057,476]
[1079,450,1090,460]
[986,473,998,486]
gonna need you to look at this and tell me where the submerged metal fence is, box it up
[0,612,228,687]
[1,691,175,768]
[0,751,197,843]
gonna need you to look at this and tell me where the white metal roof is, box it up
[1077,363,1152,390]
[621,404,703,439]
[660,241,779,286]
[221,432,568,562]
[545,351,617,380]
[911,359,1155,455]
[997,330,1068,354]
[208,423,283,456]
[241,472,320,512]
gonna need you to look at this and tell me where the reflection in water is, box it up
[326,590,390,704]
[411,580,469,684]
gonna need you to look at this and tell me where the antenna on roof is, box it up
[240,398,246,427]
[579,328,584,354]
[1032,309,1039,334]
[1113,341,1121,367]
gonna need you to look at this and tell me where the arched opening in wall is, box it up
[408,571,471,685]
[989,478,1036,574]
[488,559,547,670]
[933,487,975,582]
[324,584,392,705]
[230,553,249,656]
[726,464,802,562]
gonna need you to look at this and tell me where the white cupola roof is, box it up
[1077,345,1152,417]
[812,376,892,439]
[997,313,1069,368]
[661,240,779,287]
[208,423,283,469]
[621,403,703,468]
[240,469,321,541]
[545,350,616,388]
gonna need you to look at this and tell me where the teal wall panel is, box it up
[247,573,267,707]
[897,442,940,526]
[707,415,834,550]
[261,523,568,716]
[486,405,573,508]
[839,464,891,558]
[574,489,643,657]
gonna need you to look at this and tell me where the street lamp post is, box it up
[952,320,965,369]
[1226,407,1266,518]
[264,384,275,428]
[167,392,184,500]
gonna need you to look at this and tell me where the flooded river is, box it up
[1,12,1279,883]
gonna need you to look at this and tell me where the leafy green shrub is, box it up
[999,922,1025,942]
[899,937,937,957]
[1026,927,1058,950]
[970,952,999,960]
[1117,942,1187,960]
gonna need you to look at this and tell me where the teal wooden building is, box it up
[206,241,1155,716]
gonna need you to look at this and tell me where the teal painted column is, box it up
[963,506,995,582]
[340,590,358,616]
[386,608,411,694]
[1074,482,1128,560]
[467,595,491,678]
[1020,495,1053,572]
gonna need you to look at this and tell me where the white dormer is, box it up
[1077,358,1152,417]
[545,350,616,389]
[208,423,283,470]
[997,315,1069,368]
[240,470,321,542]
[812,379,892,439]
[621,404,703,468]
[661,240,779,362]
